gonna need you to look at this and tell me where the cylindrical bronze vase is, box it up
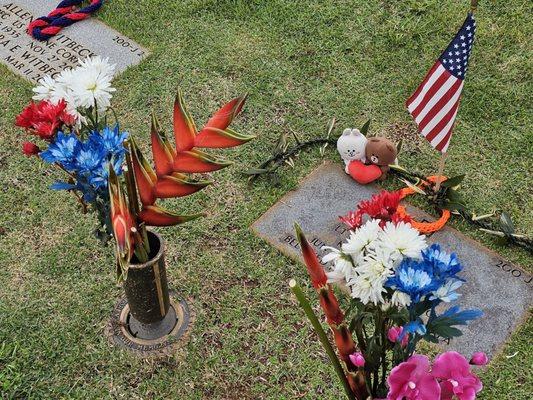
[124,230,170,325]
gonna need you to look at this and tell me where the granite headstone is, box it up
[252,162,532,359]
[0,1,147,83]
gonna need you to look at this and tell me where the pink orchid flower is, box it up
[349,352,366,367]
[431,351,483,400]
[388,326,409,348]
[387,355,441,400]
[470,352,488,366]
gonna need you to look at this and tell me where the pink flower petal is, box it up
[417,374,441,400]
[432,351,470,378]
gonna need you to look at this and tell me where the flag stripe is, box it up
[422,81,463,141]
[407,64,446,112]
[406,61,441,106]
[418,78,462,131]
[434,106,460,152]
[411,71,451,119]
[415,74,458,124]
[427,99,460,148]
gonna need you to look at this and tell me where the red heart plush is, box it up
[348,160,382,184]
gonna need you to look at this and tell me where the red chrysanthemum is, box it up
[15,100,76,141]
[22,141,41,156]
[340,190,411,230]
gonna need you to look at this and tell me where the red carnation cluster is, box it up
[15,99,76,141]
[22,141,41,157]
[340,190,411,230]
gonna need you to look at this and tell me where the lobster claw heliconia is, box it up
[128,89,255,228]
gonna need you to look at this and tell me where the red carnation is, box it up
[340,190,411,230]
[22,141,41,157]
[15,102,38,129]
[15,99,76,141]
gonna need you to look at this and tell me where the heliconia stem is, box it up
[131,227,148,263]
[295,224,368,399]
[124,140,150,256]
[289,280,358,400]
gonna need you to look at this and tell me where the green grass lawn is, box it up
[0,0,531,398]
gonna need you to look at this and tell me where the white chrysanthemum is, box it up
[347,247,394,305]
[342,219,381,262]
[51,68,85,125]
[55,67,76,87]
[77,55,115,77]
[322,247,355,285]
[70,67,115,111]
[391,291,411,308]
[378,221,427,261]
[355,247,394,287]
[32,75,56,101]
[349,274,386,305]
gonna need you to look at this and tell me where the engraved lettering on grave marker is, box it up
[0,2,147,83]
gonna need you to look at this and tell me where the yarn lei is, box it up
[28,0,104,41]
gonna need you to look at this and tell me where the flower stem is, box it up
[289,279,357,400]
[124,140,150,256]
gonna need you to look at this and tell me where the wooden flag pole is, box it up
[434,152,448,192]
[470,0,478,13]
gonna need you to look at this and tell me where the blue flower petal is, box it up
[50,181,77,191]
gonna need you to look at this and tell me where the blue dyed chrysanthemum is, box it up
[40,132,81,171]
[76,140,107,172]
[400,319,427,340]
[440,306,483,325]
[95,125,129,155]
[385,258,440,303]
[421,244,462,279]
[41,126,128,201]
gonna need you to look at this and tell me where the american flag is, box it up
[406,13,476,153]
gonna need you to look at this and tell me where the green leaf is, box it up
[499,212,515,235]
[441,174,465,188]
[424,334,440,344]
[243,168,270,175]
[443,201,467,212]
[431,325,463,339]
[396,139,403,154]
[326,118,336,138]
[445,188,465,205]
[402,179,426,195]
[360,119,371,136]
[274,132,290,155]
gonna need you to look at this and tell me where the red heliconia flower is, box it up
[318,287,344,325]
[22,141,41,157]
[15,99,76,141]
[294,223,328,289]
[127,90,255,229]
[340,190,411,230]
[108,164,135,276]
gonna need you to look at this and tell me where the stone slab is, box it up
[0,1,148,83]
[252,162,532,359]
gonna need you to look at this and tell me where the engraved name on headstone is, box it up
[252,162,532,358]
[0,1,148,83]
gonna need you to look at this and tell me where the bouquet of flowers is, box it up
[16,56,127,240]
[291,191,486,399]
[15,56,255,280]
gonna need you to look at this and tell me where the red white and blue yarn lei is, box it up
[28,0,104,41]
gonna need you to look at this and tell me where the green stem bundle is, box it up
[289,280,357,400]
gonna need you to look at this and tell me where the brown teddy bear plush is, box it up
[365,137,397,180]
